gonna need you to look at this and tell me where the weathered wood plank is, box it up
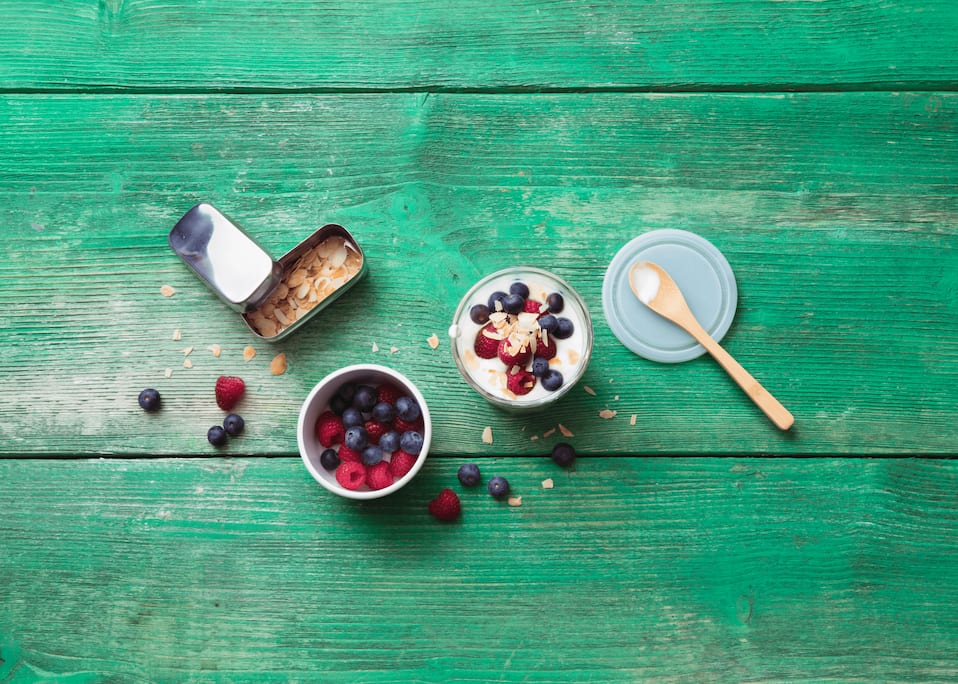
[0,92,955,456]
[0,1,956,91]
[1,457,957,681]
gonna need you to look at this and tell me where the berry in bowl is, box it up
[298,364,430,499]
[448,267,592,410]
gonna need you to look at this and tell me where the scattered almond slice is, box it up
[183,359,193,369]
[208,344,222,358]
[164,368,173,378]
[270,353,287,375]
[599,409,617,419]
[543,428,556,438]
[390,346,399,354]
[243,346,256,361]
[541,478,554,490]
[172,329,181,341]
[481,426,493,444]
[160,285,176,297]
[427,333,440,350]
[372,342,379,353]
[508,496,522,507]
[584,385,596,396]
[530,435,539,441]
[558,424,574,437]
[630,414,637,426]
[614,395,619,401]
[182,346,193,356]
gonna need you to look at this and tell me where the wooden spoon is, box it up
[629,261,794,430]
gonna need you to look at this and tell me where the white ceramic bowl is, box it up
[297,364,431,499]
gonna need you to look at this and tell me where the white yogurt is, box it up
[449,269,592,408]
[630,263,660,305]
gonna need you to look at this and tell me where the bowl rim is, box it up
[297,363,430,499]
[449,265,593,409]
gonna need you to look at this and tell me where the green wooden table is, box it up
[2,2,957,681]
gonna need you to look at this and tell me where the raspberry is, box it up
[366,461,393,490]
[316,411,345,447]
[497,338,531,368]
[473,324,500,359]
[389,450,418,480]
[364,420,388,445]
[523,299,544,315]
[428,488,461,521]
[393,416,424,434]
[336,461,366,490]
[535,332,557,360]
[214,376,245,411]
[507,368,537,396]
[377,383,404,406]
[337,444,362,463]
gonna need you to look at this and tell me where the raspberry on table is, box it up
[428,488,461,521]
[214,376,245,411]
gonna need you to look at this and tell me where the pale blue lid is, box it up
[602,229,738,363]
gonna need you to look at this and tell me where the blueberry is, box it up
[502,293,525,314]
[329,394,349,415]
[371,401,396,423]
[487,290,508,312]
[509,281,530,299]
[361,445,384,466]
[138,388,161,412]
[553,317,575,339]
[320,448,340,471]
[207,425,228,447]
[395,396,421,423]
[457,463,481,487]
[487,476,510,499]
[551,442,576,467]
[541,369,564,392]
[353,385,378,412]
[531,357,550,377]
[400,430,424,455]
[342,407,364,428]
[336,382,357,404]
[538,314,558,334]
[344,425,368,451]
[546,292,565,313]
[470,304,491,325]
[223,413,245,436]
[379,430,400,454]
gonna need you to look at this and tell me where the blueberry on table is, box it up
[320,448,340,471]
[400,430,424,455]
[458,463,482,487]
[470,304,491,325]
[553,317,575,339]
[487,476,510,499]
[546,292,565,313]
[345,426,369,451]
[487,291,508,312]
[223,413,245,436]
[551,442,576,467]
[509,281,530,299]
[541,369,564,392]
[207,425,228,447]
[538,314,558,334]
[395,396,421,423]
[137,388,161,412]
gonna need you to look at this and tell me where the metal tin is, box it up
[170,203,366,341]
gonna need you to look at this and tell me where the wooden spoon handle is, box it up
[686,321,795,431]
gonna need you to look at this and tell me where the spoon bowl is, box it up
[629,261,794,431]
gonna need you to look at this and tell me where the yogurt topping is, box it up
[450,270,590,405]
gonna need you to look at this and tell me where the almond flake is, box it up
[183,359,193,369]
[543,428,557,438]
[508,496,522,507]
[614,395,619,401]
[568,349,580,365]
[427,334,440,350]
[372,342,379,352]
[390,346,399,354]
[481,426,493,444]
[160,285,176,297]
[630,414,637,426]
[541,478,555,490]
[208,344,222,358]
[164,368,173,378]
[584,385,596,396]
[243,346,256,361]
[464,349,479,370]
[558,424,574,437]
[530,435,539,441]
[172,329,181,341]
[182,346,193,356]
[599,409,617,419]
[270,353,287,375]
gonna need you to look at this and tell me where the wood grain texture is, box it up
[0,1,956,91]
[1,456,957,681]
[0,92,955,456]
